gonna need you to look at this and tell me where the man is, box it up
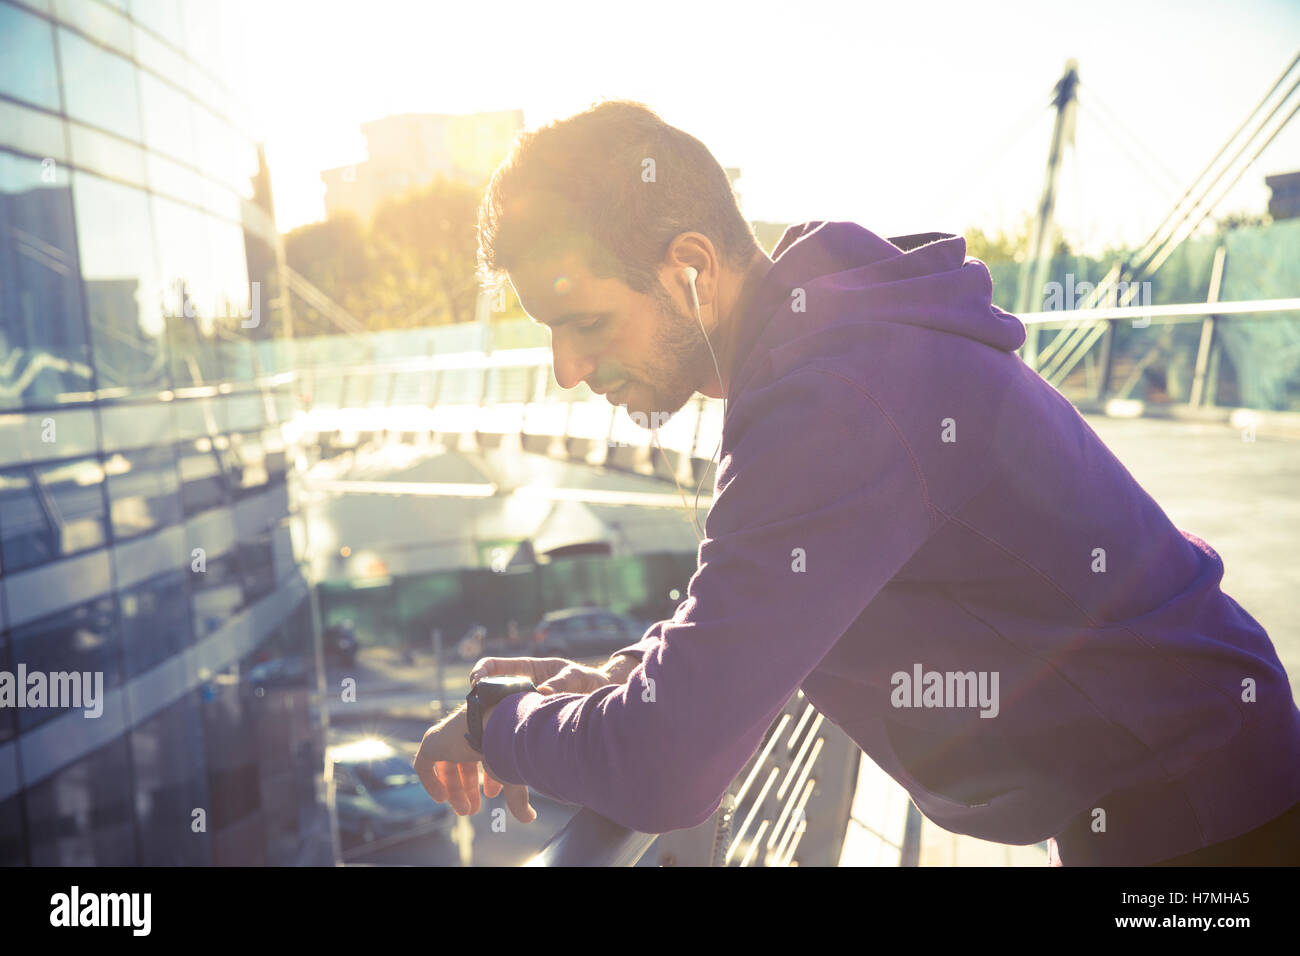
[413,100,1300,865]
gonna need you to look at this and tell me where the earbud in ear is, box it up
[682,266,701,317]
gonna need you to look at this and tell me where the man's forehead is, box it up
[508,253,601,326]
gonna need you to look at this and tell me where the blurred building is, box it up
[321,110,525,223]
[1265,170,1300,221]
[0,0,328,864]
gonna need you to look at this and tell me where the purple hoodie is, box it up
[482,221,1300,865]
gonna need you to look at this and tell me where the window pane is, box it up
[209,217,254,381]
[72,171,170,396]
[190,549,241,638]
[105,443,181,540]
[152,196,222,385]
[176,436,229,516]
[0,793,25,865]
[120,570,193,678]
[199,660,260,835]
[138,70,196,165]
[129,691,212,864]
[0,152,92,408]
[37,456,109,553]
[24,737,137,865]
[238,534,274,604]
[52,0,132,56]
[57,27,141,141]
[0,468,47,573]
[0,4,60,110]
[0,456,108,574]
[0,632,14,745]
[227,430,268,497]
[130,0,185,46]
[9,594,121,733]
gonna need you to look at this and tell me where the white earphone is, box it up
[681,265,725,420]
[649,266,728,543]
[683,265,700,317]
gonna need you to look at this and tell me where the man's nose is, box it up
[552,343,598,391]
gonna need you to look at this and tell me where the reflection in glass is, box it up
[240,608,318,864]
[10,595,120,733]
[238,535,275,604]
[152,196,223,386]
[0,4,61,110]
[0,153,92,409]
[199,659,263,863]
[0,631,13,745]
[23,737,137,865]
[190,550,242,638]
[120,570,192,678]
[0,794,24,865]
[105,444,182,540]
[131,0,186,46]
[0,457,108,574]
[57,27,142,142]
[209,217,255,381]
[129,692,212,864]
[176,436,229,516]
[138,69,196,166]
[72,171,170,396]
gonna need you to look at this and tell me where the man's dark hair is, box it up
[477,100,761,295]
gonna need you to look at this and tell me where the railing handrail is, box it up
[523,808,657,867]
[1017,295,1300,325]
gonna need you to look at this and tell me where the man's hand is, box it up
[412,706,495,816]
[456,654,639,823]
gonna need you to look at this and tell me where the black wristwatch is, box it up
[464,676,536,753]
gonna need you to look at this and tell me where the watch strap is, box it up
[465,676,536,753]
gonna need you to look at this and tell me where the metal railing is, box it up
[279,295,1300,468]
[525,690,863,867]
[1018,293,1300,408]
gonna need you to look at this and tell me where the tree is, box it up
[283,176,487,332]
[283,213,376,333]
[965,212,1070,265]
[370,177,482,327]
[1214,209,1272,233]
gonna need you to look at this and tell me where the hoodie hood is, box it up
[725,221,1027,401]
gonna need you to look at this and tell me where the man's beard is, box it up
[625,286,715,428]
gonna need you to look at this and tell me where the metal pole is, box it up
[1017,60,1080,369]
[432,626,445,716]
[1189,246,1228,408]
[899,801,924,867]
[1094,320,1115,402]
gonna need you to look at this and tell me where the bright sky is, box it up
[235,0,1300,254]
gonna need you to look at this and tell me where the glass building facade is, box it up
[0,0,328,865]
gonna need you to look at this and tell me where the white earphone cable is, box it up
[652,269,728,545]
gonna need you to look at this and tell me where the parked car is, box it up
[323,621,358,668]
[329,738,452,850]
[532,607,649,658]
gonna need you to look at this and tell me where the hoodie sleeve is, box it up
[479,366,937,833]
[605,620,667,664]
